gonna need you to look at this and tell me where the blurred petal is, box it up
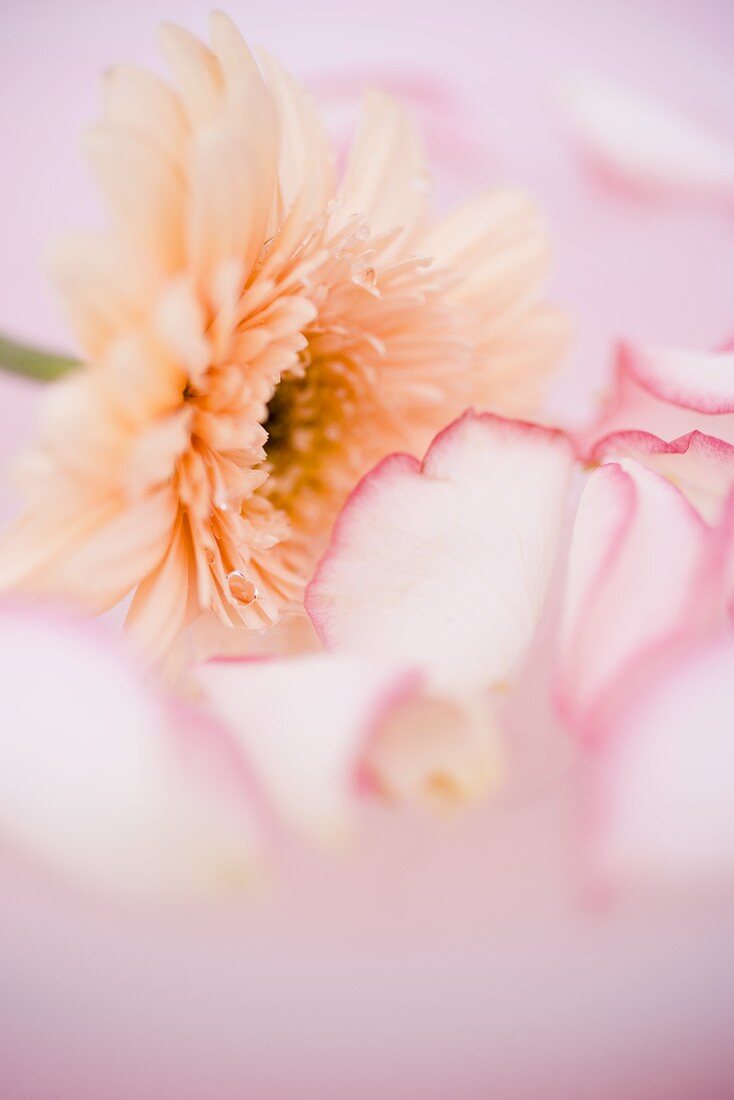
[557,74,734,199]
[420,188,550,310]
[557,460,717,732]
[199,654,419,838]
[593,629,734,885]
[257,48,334,220]
[419,189,569,415]
[307,410,575,694]
[583,342,734,457]
[0,604,259,897]
[617,344,734,415]
[83,124,186,272]
[366,691,502,809]
[337,90,428,252]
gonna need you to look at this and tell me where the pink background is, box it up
[1,1,734,1097]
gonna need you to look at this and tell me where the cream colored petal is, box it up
[101,333,187,424]
[158,21,224,126]
[127,410,192,498]
[41,487,179,613]
[473,304,571,415]
[186,107,277,294]
[257,48,334,218]
[83,124,186,272]
[49,230,165,359]
[125,512,193,661]
[102,64,189,167]
[420,188,542,273]
[337,91,429,254]
[208,11,266,104]
[0,492,120,593]
[153,277,211,383]
[421,189,552,326]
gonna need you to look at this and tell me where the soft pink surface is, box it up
[1,1,734,1098]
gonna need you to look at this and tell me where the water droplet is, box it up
[216,499,230,512]
[353,266,376,290]
[226,570,259,606]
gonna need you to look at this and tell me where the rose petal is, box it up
[556,459,716,733]
[585,343,734,452]
[199,654,420,839]
[593,629,734,885]
[557,74,734,199]
[307,410,575,694]
[592,429,734,523]
[0,603,258,897]
[365,690,502,809]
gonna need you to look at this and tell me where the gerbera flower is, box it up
[0,12,567,657]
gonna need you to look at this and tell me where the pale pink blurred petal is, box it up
[199,654,420,838]
[557,74,734,201]
[307,410,575,694]
[593,628,734,885]
[585,342,734,450]
[336,89,428,250]
[365,690,502,809]
[0,602,259,897]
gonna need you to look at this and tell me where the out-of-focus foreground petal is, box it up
[307,410,576,694]
[199,654,420,839]
[592,628,734,885]
[556,74,734,200]
[587,342,734,449]
[0,603,259,897]
[556,459,725,733]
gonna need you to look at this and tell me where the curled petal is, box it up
[0,604,259,897]
[307,410,575,694]
[557,74,734,199]
[199,654,420,839]
[593,629,734,885]
[616,344,734,416]
[557,459,717,733]
[336,90,428,254]
[365,691,502,809]
[592,429,734,522]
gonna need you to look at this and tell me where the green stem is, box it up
[0,333,80,382]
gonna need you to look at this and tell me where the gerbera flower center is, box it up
[262,350,357,507]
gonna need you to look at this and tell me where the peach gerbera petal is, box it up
[0,14,567,658]
[337,90,428,254]
[420,189,569,414]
